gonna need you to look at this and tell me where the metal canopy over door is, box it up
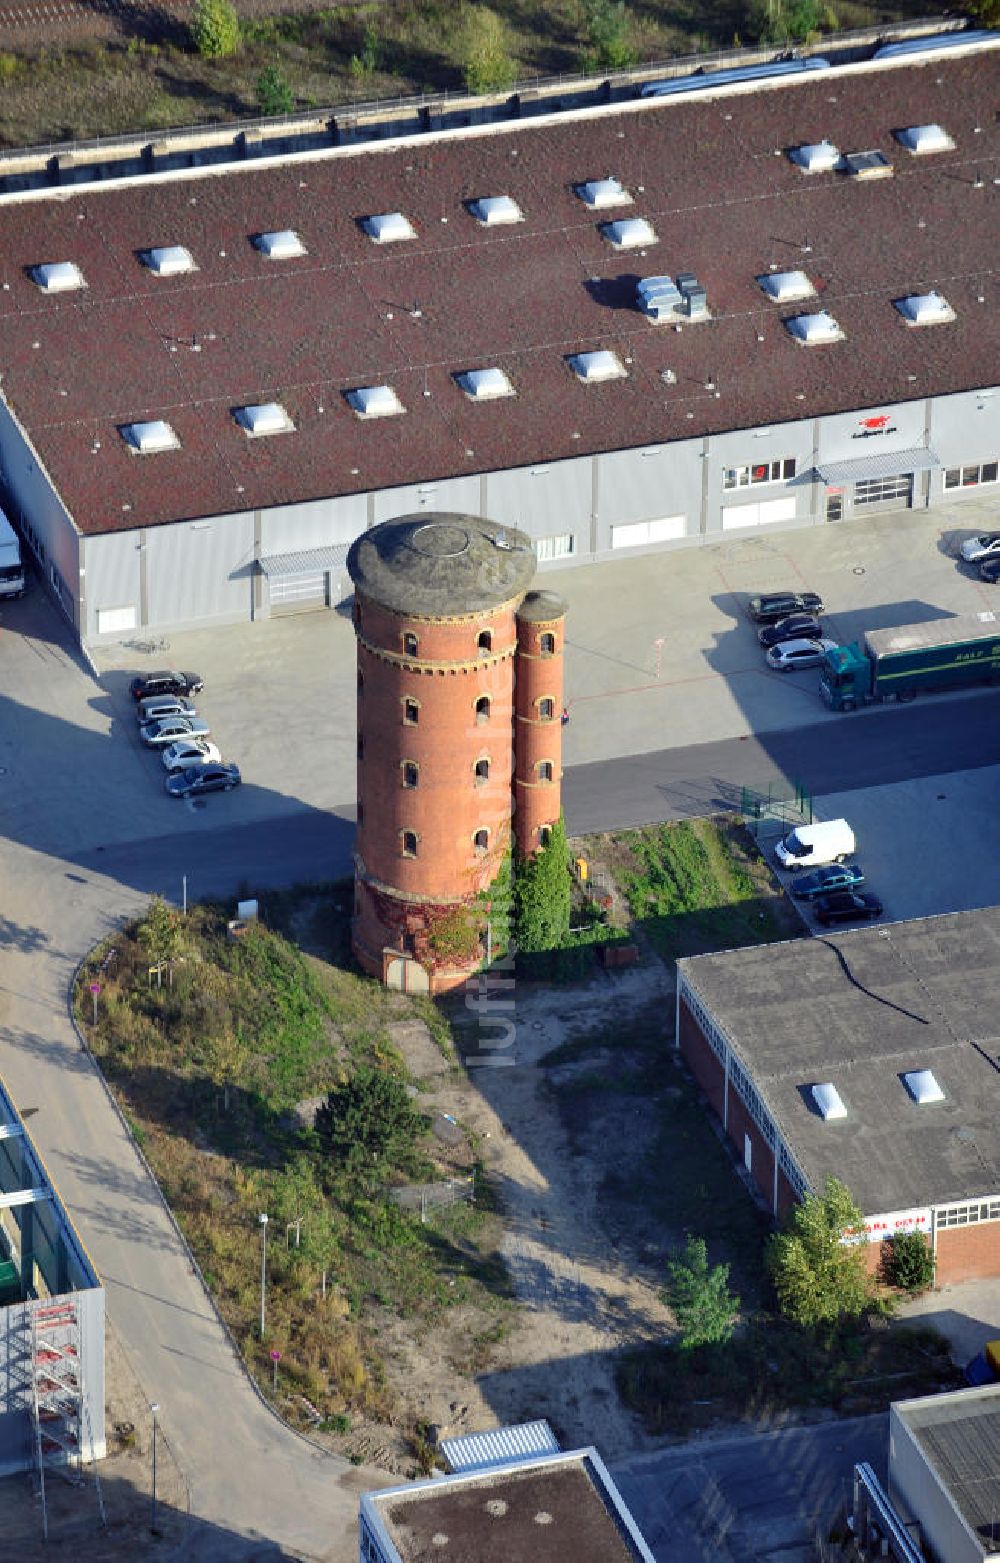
[258,544,349,616]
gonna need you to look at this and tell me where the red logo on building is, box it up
[859,415,891,429]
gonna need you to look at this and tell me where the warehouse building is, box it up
[676,907,1000,1285]
[0,38,996,645]
[888,1385,1000,1563]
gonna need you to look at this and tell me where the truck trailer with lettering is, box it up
[819,615,1000,711]
[0,508,24,600]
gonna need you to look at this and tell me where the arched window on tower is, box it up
[477,629,492,653]
[473,828,489,853]
[402,762,419,789]
[538,824,552,847]
[537,760,554,783]
[474,758,490,783]
[540,632,555,655]
[401,830,418,858]
[403,631,419,657]
[403,698,420,725]
[475,695,491,723]
[538,697,554,720]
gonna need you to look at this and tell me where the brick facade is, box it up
[513,602,566,857]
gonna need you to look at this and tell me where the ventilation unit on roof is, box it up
[902,1069,945,1105]
[893,290,955,327]
[567,350,627,383]
[893,123,955,155]
[785,310,843,345]
[576,177,631,210]
[758,270,815,303]
[636,275,682,322]
[253,230,306,259]
[468,195,524,226]
[234,402,294,437]
[811,1082,847,1121]
[120,419,180,454]
[31,261,86,293]
[601,217,657,251]
[362,212,416,244]
[842,150,893,180]
[454,367,515,400]
[345,385,406,418]
[788,141,840,173]
[143,246,196,276]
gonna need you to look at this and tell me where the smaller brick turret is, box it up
[513,590,568,859]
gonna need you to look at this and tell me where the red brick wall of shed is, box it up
[935,1223,1000,1284]
[678,995,779,1213]
[725,1090,775,1212]
[677,996,725,1119]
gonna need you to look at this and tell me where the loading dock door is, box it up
[853,475,913,511]
[257,543,350,618]
[268,572,328,613]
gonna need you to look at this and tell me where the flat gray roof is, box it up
[865,614,1000,659]
[895,1387,1000,1552]
[678,907,1000,1214]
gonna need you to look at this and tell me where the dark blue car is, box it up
[791,864,865,899]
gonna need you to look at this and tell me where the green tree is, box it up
[256,64,295,116]
[315,1067,423,1188]
[458,6,517,96]
[964,0,1000,23]
[767,1177,871,1329]
[886,1230,936,1294]
[189,0,240,57]
[349,18,381,81]
[513,817,571,952]
[137,895,182,969]
[662,1236,740,1350]
[579,0,637,71]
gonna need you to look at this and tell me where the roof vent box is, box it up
[893,291,955,327]
[576,177,631,210]
[903,1069,945,1105]
[601,217,657,251]
[362,212,416,244]
[254,230,307,259]
[234,402,295,437]
[468,195,524,226]
[788,141,841,174]
[785,310,844,345]
[120,419,180,454]
[567,350,627,383]
[758,270,815,303]
[637,275,682,321]
[894,123,954,155]
[345,384,406,418]
[812,1082,847,1121]
[842,150,893,180]
[143,245,196,276]
[31,261,86,293]
[454,367,515,400]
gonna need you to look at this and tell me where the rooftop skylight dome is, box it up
[253,230,307,259]
[467,196,524,226]
[143,246,196,276]
[788,141,840,173]
[234,402,295,437]
[811,1082,847,1121]
[31,261,86,293]
[362,212,416,244]
[576,177,631,210]
[120,420,180,454]
[902,1068,945,1105]
[567,350,627,383]
[893,290,956,327]
[345,385,406,418]
[758,270,815,303]
[894,123,955,155]
[785,310,844,345]
[601,217,657,251]
[454,367,516,400]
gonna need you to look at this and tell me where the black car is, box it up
[130,669,204,701]
[747,591,823,624]
[813,890,883,926]
[165,762,240,799]
[758,613,823,649]
[980,557,1000,585]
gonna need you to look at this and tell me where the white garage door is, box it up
[269,572,328,613]
[611,514,686,549]
[721,496,797,530]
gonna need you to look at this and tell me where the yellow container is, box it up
[575,857,588,882]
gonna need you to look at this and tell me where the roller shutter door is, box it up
[268,572,328,613]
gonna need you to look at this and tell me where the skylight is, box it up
[758,270,815,303]
[894,290,956,327]
[120,420,180,454]
[811,1082,847,1121]
[31,261,86,293]
[576,177,631,210]
[903,1069,945,1105]
[345,385,406,418]
[468,196,524,226]
[788,141,840,174]
[894,123,954,155]
[253,230,307,259]
[234,402,294,437]
[784,310,843,346]
[454,367,515,400]
[567,350,627,384]
[601,217,657,251]
[362,212,416,244]
[143,246,196,276]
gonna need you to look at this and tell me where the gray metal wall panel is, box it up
[705,419,815,534]
[485,459,591,542]
[928,388,1000,469]
[594,441,702,533]
[889,1410,979,1563]
[374,476,481,524]
[83,530,142,639]
[816,401,925,464]
[261,492,369,550]
[145,511,255,628]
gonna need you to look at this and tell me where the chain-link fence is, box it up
[390,1173,476,1223]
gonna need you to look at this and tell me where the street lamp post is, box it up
[259,1212,268,1338]
[150,1402,160,1536]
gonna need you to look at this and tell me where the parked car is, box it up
[747,591,823,623]
[136,695,196,726]
[765,637,838,672]
[140,716,211,749]
[758,613,823,648]
[161,739,222,772]
[165,763,241,798]
[813,890,883,926]
[960,532,1000,564]
[130,669,204,701]
[791,864,865,898]
[979,557,1000,584]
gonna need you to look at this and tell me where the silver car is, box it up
[137,694,197,726]
[765,637,838,672]
[140,716,211,749]
[161,738,222,772]
[960,532,1000,563]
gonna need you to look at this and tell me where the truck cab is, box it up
[0,508,25,600]
[819,643,870,710]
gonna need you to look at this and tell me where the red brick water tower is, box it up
[347,515,567,994]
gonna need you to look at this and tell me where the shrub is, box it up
[513,817,571,953]
[662,1236,740,1350]
[886,1231,935,1294]
[315,1067,424,1190]
[457,6,517,96]
[579,0,637,71]
[767,1177,871,1329]
[190,0,240,58]
[349,19,381,80]
[256,64,294,116]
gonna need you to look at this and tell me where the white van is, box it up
[775,818,855,871]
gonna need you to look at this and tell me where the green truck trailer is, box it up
[819,614,1000,711]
